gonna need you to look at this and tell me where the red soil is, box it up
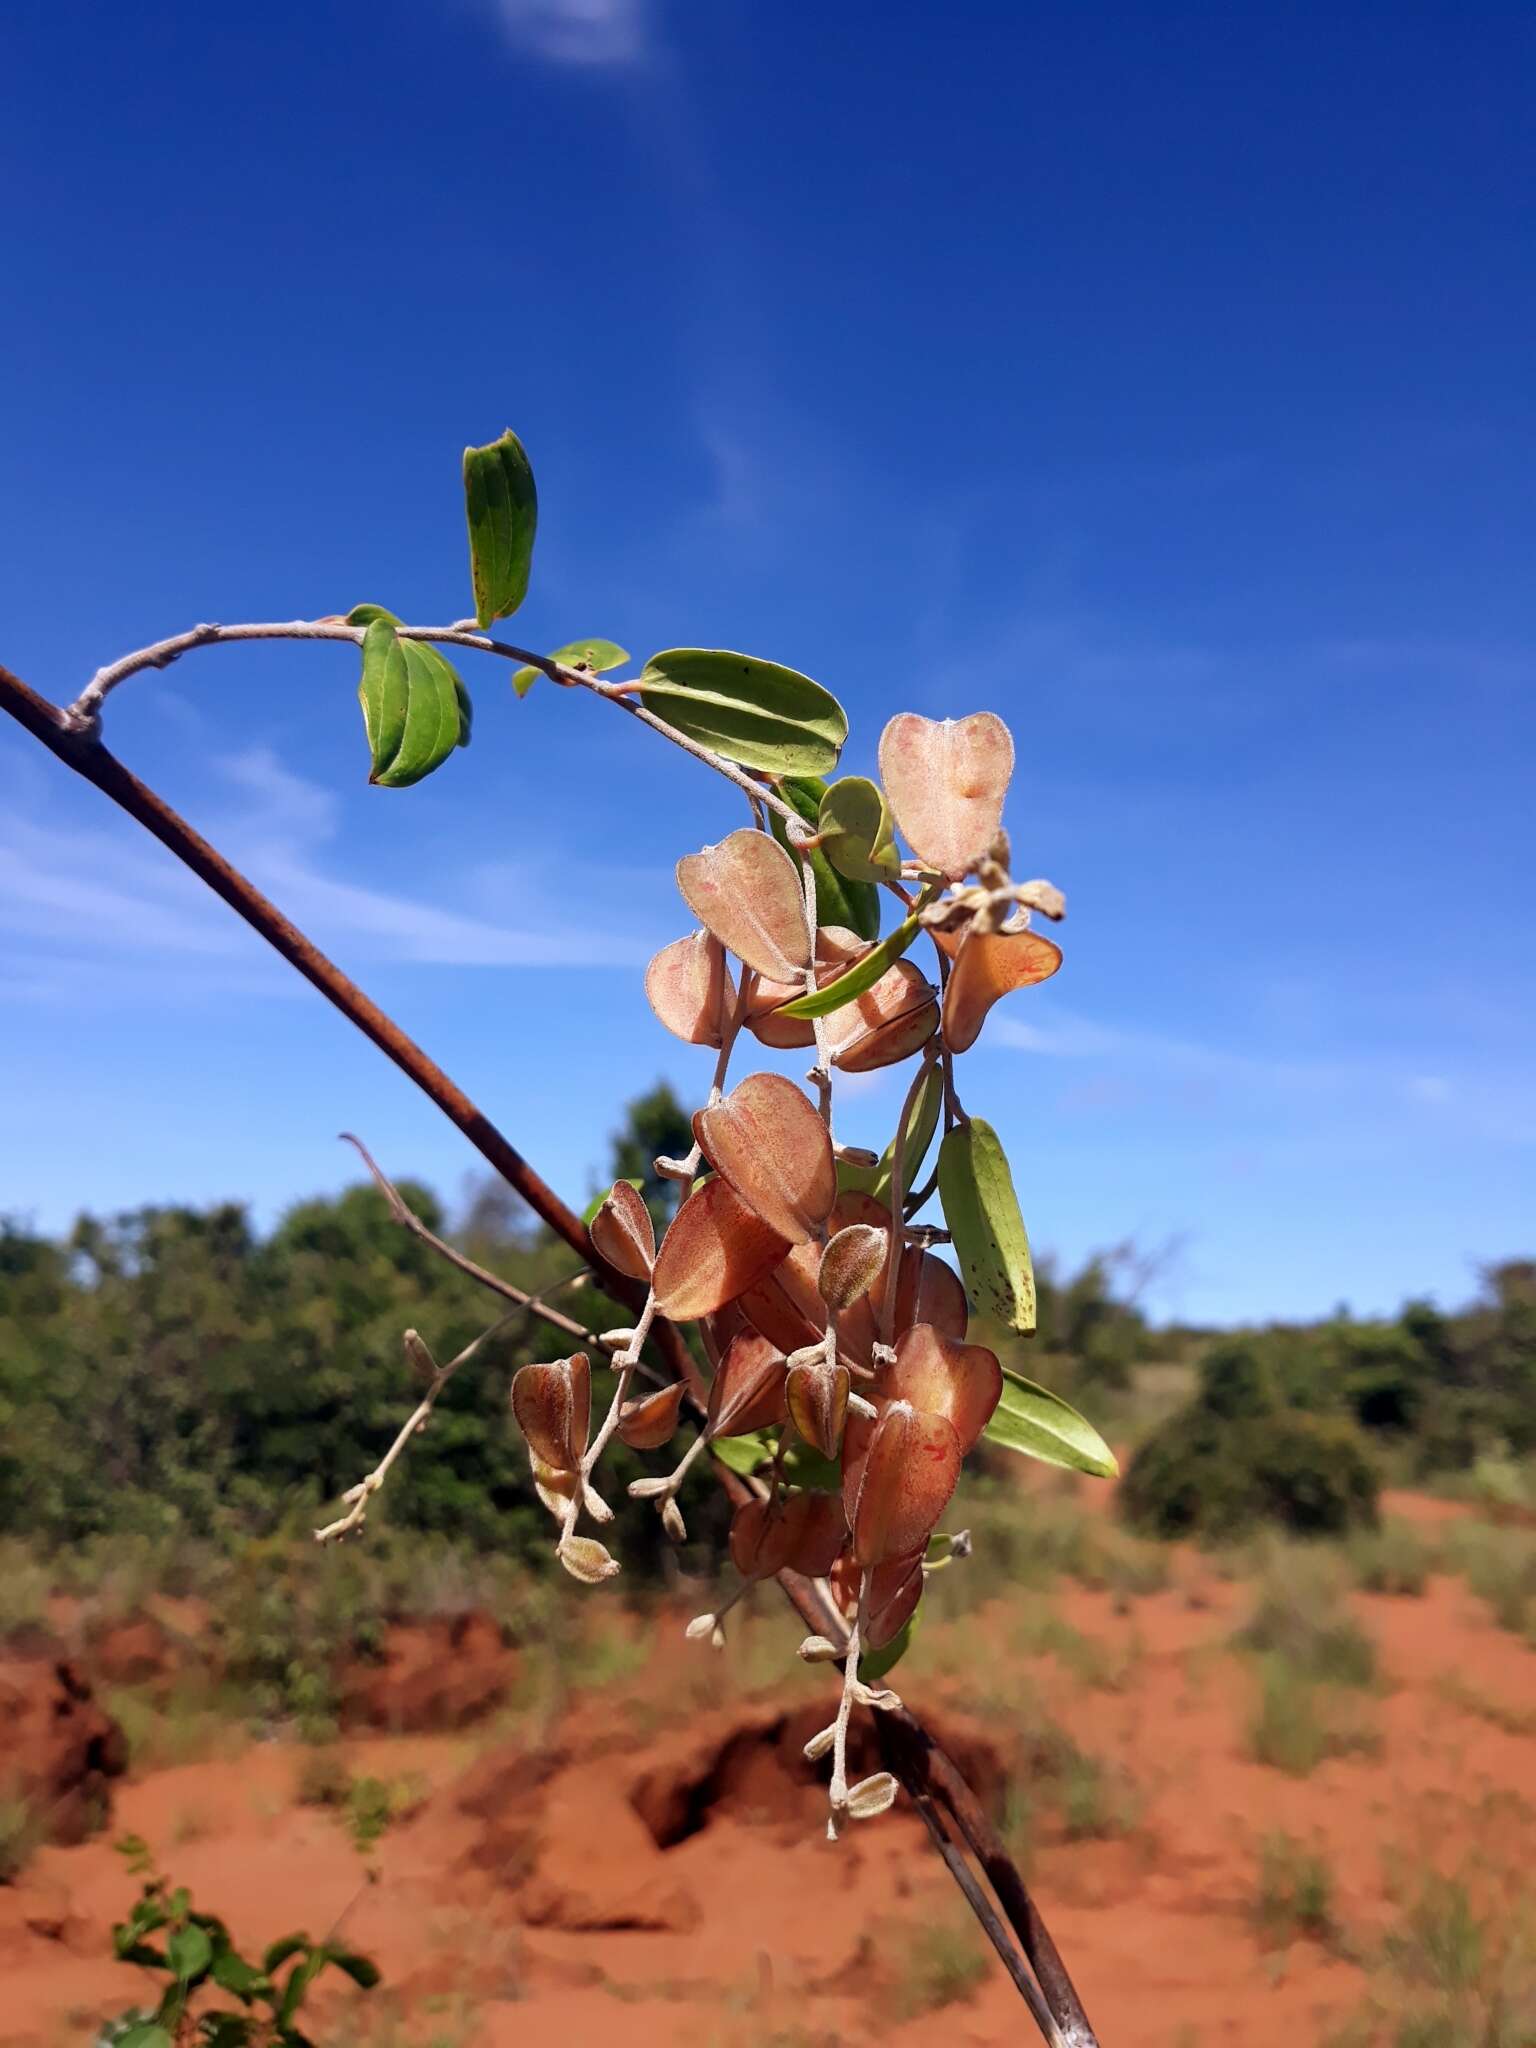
[4,1523,1533,2048]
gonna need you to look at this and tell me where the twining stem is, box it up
[314,1307,527,1543]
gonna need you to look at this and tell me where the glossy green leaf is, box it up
[168,1924,213,1981]
[861,1611,918,1684]
[357,623,470,788]
[211,1950,269,1998]
[512,637,629,699]
[638,649,848,776]
[984,1373,1118,1479]
[818,776,900,884]
[262,1935,309,1973]
[345,603,401,627]
[872,1059,945,1208]
[775,902,926,1020]
[769,776,880,941]
[463,429,538,626]
[324,1946,382,1990]
[708,1430,775,1477]
[937,1116,1036,1333]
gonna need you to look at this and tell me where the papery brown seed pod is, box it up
[785,1357,851,1459]
[939,926,1063,1055]
[728,1496,797,1580]
[744,927,865,1050]
[817,1222,888,1313]
[694,1072,836,1246]
[780,1489,848,1578]
[863,1551,926,1649]
[676,829,813,981]
[706,1330,790,1439]
[823,959,940,1075]
[651,1179,790,1320]
[739,1240,827,1356]
[846,1400,963,1567]
[877,711,1015,882]
[644,929,734,1047]
[511,1354,591,1473]
[617,1379,687,1451]
[589,1178,656,1280]
[840,1237,969,1371]
[874,1323,1002,1454]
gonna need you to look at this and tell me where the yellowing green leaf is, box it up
[984,1373,1118,1478]
[776,899,929,1020]
[769,776,880,941]
[818,776,900,883]
[937,1116,1035,1333]
[464,429,538,626]
[639,649,848,776]
[512,637,628,699]
[357,621,471,788]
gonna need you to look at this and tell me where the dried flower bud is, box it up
[802,1722,838,1762]
[796,1634,842,1663]
[403,1330,437,1381]
[852,1683,904,1712]
[660,1497,687,1545]
[845,1771,900,1820]
[817,1223,888,1313]
[557,1534,621,1585]
[684,1611,717,1642]
[627,1475,673,1500]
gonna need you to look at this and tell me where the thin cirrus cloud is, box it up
[486,0,647,67]
[0,745,653,1000]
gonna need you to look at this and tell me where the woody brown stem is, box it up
[0,655,1095,2048]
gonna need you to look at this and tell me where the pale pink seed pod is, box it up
[877,711,1015,880]
[589,1178,656,1280]
[616,1379,687,1451]
[510,1353,591,1472]
[675,829,813,981]
[846,1400,963,1567]
[644,930,734,1047]
[875,1322,1003,1455]
[706,1330,790,1439]
[939,926,1063,1054]
[785,1357,851,1459]
[817,1222,889,1313]
[651,1179,790,1321]
[693,1071,836,1246]
[826,961,940,1073]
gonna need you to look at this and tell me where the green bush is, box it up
[1120,1408,1379,1542]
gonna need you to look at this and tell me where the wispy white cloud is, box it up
[488,0,647,67]
[0,745,653,1004]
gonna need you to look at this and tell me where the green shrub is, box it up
[1246,1659,1381,1775]
[880,1913,990,2019]
[0,1793,39,1884]
[1121,1409,1379,1542]
[1236,1550,1378,1686]
[1347,1520,1434,1597]
[1256,1832,1336,1944]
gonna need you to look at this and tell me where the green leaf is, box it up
[463,429,538,626]
[169,1925,213,1982]
[937,1117,1036,1334]
[211,1952,269,1999]
[638,650,848,776]
[323,1947,382,1990]
[278,1951,328,2026]
[769,776,880,942]
[262,1935,309,1974]
[775,901,927,1020]
[116,2027,174,2048]
[512,637,628,700]
[873,1059,944,1208]
[817,776,900,884]
[345,603,401,627]
[984,1373,1118,1478]
[357,624,470,788]
[862,1612,919,1685]
[708,1431,774,1477]
[200,2018,253,2048]
[779,1442,843,1492]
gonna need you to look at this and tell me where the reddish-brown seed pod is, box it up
[739,1241,827,1357]
[510,1353,591,1473]
[729,1496,795,1579]
[817,1223,888,1313]
[846,1400,963,1567]
[616,1379,687,1451]
[589,1178,656,1280]
[863,1551,926,1648]
[875,1323,1003,1455]
[823,959,940,1074]
[693,1072,837,1246]
[676,829,813,981]
[785,1357,851,1459]
[780,1490,848,1578]
[651,1179,790,1321]
[706,1330,790,1439]
[744,927,866,1049]
[940,927,1063,1054]
[644,929,734,1047]
[877,711,1015,881]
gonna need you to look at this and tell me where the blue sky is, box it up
[2,2,1532,1325]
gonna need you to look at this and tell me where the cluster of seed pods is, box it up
[509,710,1065,1835]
